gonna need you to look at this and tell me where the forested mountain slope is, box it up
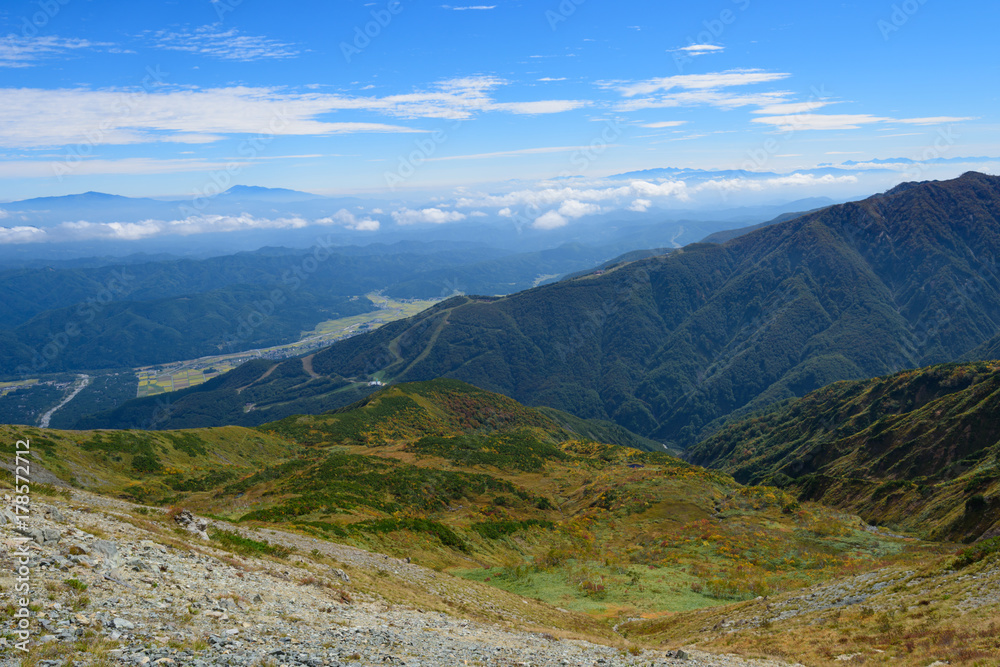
[87,173,1000,445]
[688,361,1000,542]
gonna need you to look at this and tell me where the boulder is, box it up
[172,510,209,541]
[91,539,120,569]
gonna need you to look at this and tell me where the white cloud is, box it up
[0,209,8,219]
[0,155,327,179]
[752,113,893,132]
[674,44,725,55]
[78,214,341,241]
[752,101,835,115]
[491,100,587,114]
[455,180,690,210]
[317,209,380,231]
[442,5,497,9]
[557,200,601,218]
[527,199,601,228]
[699,174,859,193]
[0,78,584,148]
[0,87,421,148]
[0,36,107,68]
[0,212,387,244]
[618,90,790,113]
[0,226,46,244]
[753,113,974,133]
[391,208,467,225]
[460,173,859,225]
[611,69,791,98]
[469,211,488,217]
[641,121,687,129]
[148,27,299,61]
[533,211,568,230]
[538,77,568,82]
[897,116,976,125]
[606,69,801,114]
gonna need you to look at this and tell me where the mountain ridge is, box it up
[84,173,1000,444]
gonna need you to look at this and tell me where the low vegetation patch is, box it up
[210,528,292,559]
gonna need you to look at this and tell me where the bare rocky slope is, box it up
[1,490,802,667]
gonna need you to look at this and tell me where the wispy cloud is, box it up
[898,116,976,125]
[491,100,587,114]
[147,26,299,61]
[672,44,725,55]
[609,69,791,98]
[619,90,789,113]
[753,113,893,131]
[0,87,421,148]
[441,4,497,9]
[641,121,687,129]
[0,77,585,148]
[0,155,328,179]
[753,101,835,115]
[0,35,108,68]
[753,113,974,132]
[604,69,800,114]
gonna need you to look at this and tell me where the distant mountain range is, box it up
[82,173,1000,443]
[608,158,1000,181]
[0,182,851,263]
[0,186,361,226]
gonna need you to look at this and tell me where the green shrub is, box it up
[953,537,1000,569]
[132,452,163,474]
[354,518,468,552]
[471,519,554,539]
[210,528,291,558]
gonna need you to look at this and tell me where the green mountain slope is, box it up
[964,330,1000,361]
[91,173,1000,445]
[0,243,619,375]
[0,288,372,374]
[688,361,1000,542]
[6,379,930,620]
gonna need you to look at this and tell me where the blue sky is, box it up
[0,0,997,206]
